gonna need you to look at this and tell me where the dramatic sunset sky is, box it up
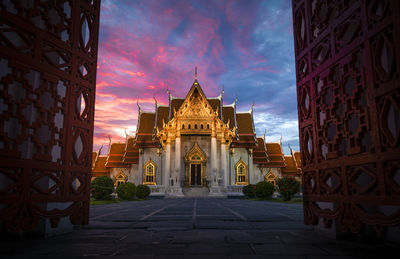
[94,0,298,154]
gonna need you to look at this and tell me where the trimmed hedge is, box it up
[277,177,300,201]
[242,184,256,198]
[116,182,136,200]
[255,181,275,199]
[136,184,151,199]
[91,176,114,200]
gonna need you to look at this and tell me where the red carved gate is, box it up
[293,0,400,236]
[0,1,100,232]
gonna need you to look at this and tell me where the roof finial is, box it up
[125,128,129,139]
[98,144,103,156]
[263,129,266,142]
[195,66,197,80]
[137,99,141,113]
[108,135,112,151]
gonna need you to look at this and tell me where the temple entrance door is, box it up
[190,163,202,186]
[185,142,207,187]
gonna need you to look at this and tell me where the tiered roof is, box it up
[105,143,130,168]
[233,112,257,147]
[282,149,302,176]
[253,137,269,166]
[222,104,236,130]
[122,137,139,164]
[265,142,286,167]
[92,151,109,177]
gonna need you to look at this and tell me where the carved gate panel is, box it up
[0,1,100,232]
[293,0,400,236]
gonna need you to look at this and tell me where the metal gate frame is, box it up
[0,0,100,232]
[292,0,400,237]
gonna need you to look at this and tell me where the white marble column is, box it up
[175,133,181,186]
[221,142,227,188]
[164,138,171,187]
[211,131,217,186]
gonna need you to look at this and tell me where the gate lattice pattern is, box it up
[0,0,100,232]
[293,0,400,236]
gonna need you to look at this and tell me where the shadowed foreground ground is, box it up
[1,198,398,258]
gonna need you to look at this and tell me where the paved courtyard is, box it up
[1,198,398,258]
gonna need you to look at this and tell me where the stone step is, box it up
[182,187,210,197]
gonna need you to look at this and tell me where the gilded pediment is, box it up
[175,87,216,120]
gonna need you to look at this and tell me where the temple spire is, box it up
[195,66,197,80]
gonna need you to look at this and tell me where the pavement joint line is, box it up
[192,198,197,229]
[211,200,247,221]
[276,212,297,221]
[90,209,132,220]
[139,201,182,221]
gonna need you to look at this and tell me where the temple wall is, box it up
[129,164,139,185]
[228,148,251,185]
[141,148,162,185]
[252,165,264,183]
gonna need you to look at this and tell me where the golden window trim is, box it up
[265,169,277,187]
[114,169,128,187]
[235,159,248,185]
[143,159,157,185]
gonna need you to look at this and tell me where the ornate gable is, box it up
[177,86,217,119]
[156,76,236,150]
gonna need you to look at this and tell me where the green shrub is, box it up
[91,176,114,200]
[116,182,136,200]
[136,184,151,199]
[242,184,256,198]
[277,177,300,201]
[255,181,275,199]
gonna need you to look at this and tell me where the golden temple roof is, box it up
[282,155,300,176]
[123,137,139,164]
[105,143,129,168]
[265,142,286,167]
[156,106,169,130]
[222,106,236,130]
[233,113,256,146]
[253,137,269,165]
[92,153,109,177]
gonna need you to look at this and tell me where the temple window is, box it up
[201,124,203,129]
[235,160,248,185]
[115,170,127,187]
[195,124,198,129]
[188,124,191,129]
[265,170,277,187]
[207,124,210,129]
[182,124,185,129]
[143,159,156,185]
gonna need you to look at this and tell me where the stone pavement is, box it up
[1,198,398,258]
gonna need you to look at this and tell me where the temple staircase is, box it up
[182,187,210,197]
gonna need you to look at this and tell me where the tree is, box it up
[116,182,136,200]
[277,177,300,201]
[242,184,256,198]
[136,184,151,199]
[255,181,275,199]
[91,176,114,200]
